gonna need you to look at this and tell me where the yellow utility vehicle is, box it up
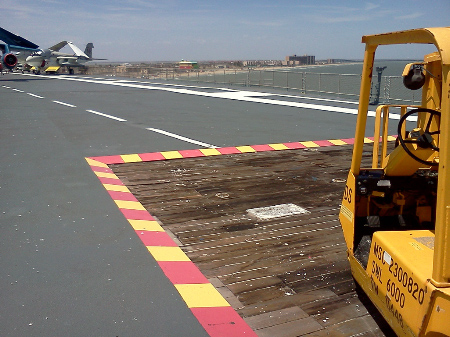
[339,27,450,336]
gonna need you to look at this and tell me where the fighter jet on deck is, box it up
[0,27,40,71]
[26,41,106,74]
[0,27,105,74]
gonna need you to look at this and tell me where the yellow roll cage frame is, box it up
[352,27,450,286]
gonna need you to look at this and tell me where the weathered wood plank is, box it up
[254,316,323,337]
[244,306,309,329]
[237,289,339,317]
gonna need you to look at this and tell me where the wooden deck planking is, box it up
[111,145,395,336]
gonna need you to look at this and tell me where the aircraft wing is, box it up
[56,56,79,60]
[67,41,88,58]
[56,56,87,67]
[0,27,39,49]
[49,41,68,52]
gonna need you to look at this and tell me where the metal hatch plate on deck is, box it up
[247,204,310,221]
[110,144,393,337]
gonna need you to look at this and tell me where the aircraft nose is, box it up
[26,55,45,68]
[26,55,42,64]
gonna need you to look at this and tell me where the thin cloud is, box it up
[240,20,285,27]
[310,14,368,24]
[304,3,371,24]
[307,3,395,24]
[364,2,380,11]
[395,12,424,20]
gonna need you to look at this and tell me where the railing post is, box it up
[370,66,387,105]
[319,73,321,93]
[338,74,341,95]
[286,72,289,90]
[302,72,305,94]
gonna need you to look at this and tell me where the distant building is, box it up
[283,55,315,66]
[327,59,358,64]
[179,60,199,69]
[243,60,283,67]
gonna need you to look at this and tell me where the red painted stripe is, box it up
[251,144,275,152]
[178,149,206,158]
[137,231,178,247]
[191,307,258,337]
[120,209,154,220]
[108,190,138,201]
[158,261,209,284]
[313,140,334,147]
[283,142,306,149]
[217,147,241,154]
[97,177,124,185]
[139,152,166,161]
[90,166,114,173]
[89,155,124,164]
[340,138,355,144]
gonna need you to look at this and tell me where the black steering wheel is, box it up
[397,108,440,166]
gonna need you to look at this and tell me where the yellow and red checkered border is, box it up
[87,136,395,165]
[85,136,395,336]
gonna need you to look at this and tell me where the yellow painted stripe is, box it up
[114,200,146,210]
[236,145,256,153]
[94,171,118,179]
[86,158,109,168]
[161,151,184,159]
[269,143,289,150]
[102,184,130,192]
[387,136,397,141]
[200,148,221,156]
[147,246,191,261]
[364,137,374,143]
[300,141,320,148]
[175,284,230,308]
[129,220,164,231]
[121,154,142,163]
[328,139,347,146]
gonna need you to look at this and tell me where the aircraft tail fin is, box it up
[67,41,88,58]
[83,43,106,61]
[0,27,39,49]
[84,43,94,59]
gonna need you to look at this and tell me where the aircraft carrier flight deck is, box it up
[1,72,397,336]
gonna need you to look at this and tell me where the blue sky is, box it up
[1,0,449,62]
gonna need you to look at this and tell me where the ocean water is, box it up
[288,60,414,76]
[182,60,423,104]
